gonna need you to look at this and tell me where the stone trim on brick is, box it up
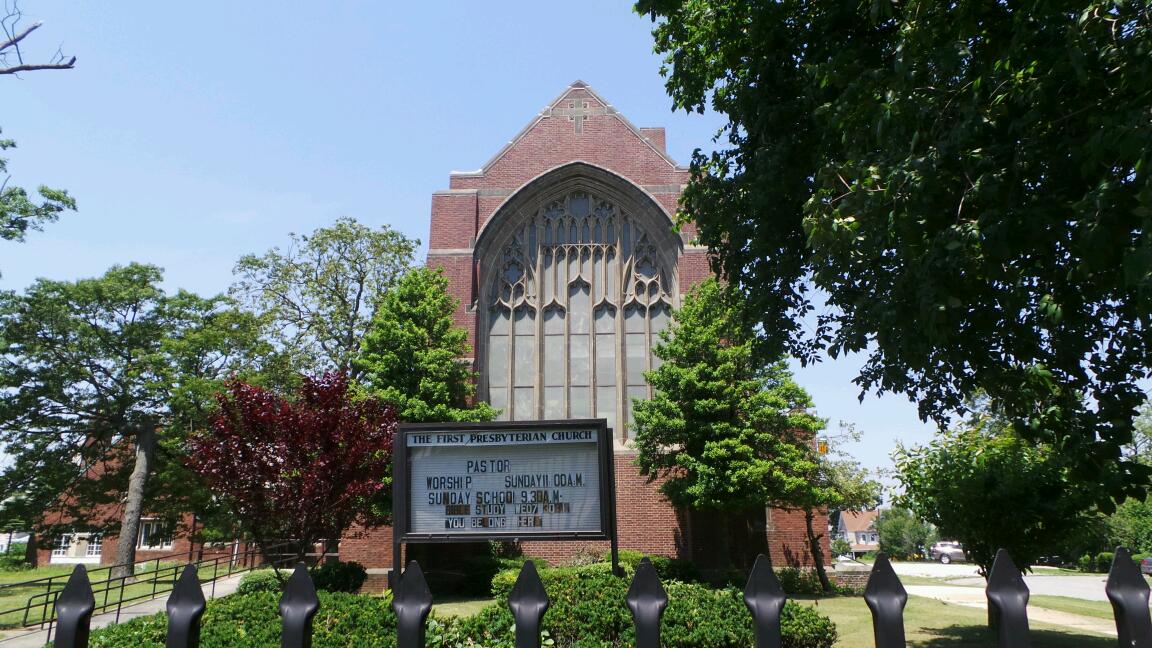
[453,80,687,177]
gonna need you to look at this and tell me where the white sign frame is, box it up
[393,420,618,543]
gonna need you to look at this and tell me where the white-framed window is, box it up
[85,534,102,557]
[481,189,676,438]
[137,519,173,550]
[51,535,71,557]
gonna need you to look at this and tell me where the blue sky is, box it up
[1,1,938,488]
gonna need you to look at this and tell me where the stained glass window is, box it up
[482,190,675,438]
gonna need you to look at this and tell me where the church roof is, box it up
[452,80,683,177]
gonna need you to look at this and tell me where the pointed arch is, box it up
[475,162,682,439]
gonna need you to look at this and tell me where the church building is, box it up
[341,81,825,573]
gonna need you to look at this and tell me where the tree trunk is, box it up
[324,537,339,565]
[23,534,37,567]
[112,425,156,580]
[804,508,833,594]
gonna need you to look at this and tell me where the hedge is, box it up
[473,563,836,648]
[88,564,837,648]
[236,561,367,595]
[89,591,398,648]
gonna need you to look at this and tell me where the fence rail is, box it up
[0,541,298,643]
[42,546,1152,648]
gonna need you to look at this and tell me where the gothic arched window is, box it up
[481,188,675,438]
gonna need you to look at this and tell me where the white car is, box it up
[929,541,966,564]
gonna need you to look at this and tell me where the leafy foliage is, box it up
[477,562,837,648]
[87,591,399,648]
[235,570,281,595]
[895,423,1095,575]
[188,372,396,560]
[0,130,75,251]
[231,217,417,377]
[311,560,368,593]
[830,537,852,558]
[0,264,268,553]
[639,0,1152,502]
[1108,498,1152,556]
[786,427,883,591]
[633,279,824,511]
[874,507,935,562]
[355,267,496,423]
[87,569,838,648]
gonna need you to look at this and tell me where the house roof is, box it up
[840,509,878,533]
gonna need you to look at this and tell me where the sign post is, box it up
[392,420,619,585]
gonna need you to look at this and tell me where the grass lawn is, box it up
[432,595,495,618]
[797,595,1115,647]
[1029,595,1124,621]
[0,562,243,629]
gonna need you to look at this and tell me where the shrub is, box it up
[236,570,282,594]
[0,543,29,571]
[830,537,852,557]
[1077,551,1119,573]
[1076,554,1094,572]
[90,563,837,648]
[776,567,825,596]
[481,561,837,648]
[1096,551,1115,573]
[89,591,398,647]
[611,550,702,584]
[312,561,367,593]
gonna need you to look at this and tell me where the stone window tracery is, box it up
[483,189,675,438]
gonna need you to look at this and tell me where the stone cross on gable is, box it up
[551,98,608,134]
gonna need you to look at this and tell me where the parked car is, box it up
[929,540,966,564]
[1140,557,1152,575]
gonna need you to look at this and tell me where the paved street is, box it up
[886,560,1117,602]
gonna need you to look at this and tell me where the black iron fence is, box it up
[44,546,1152,648]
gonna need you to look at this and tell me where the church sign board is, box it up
[393,420,617,542]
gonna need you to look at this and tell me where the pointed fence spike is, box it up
[1106,546,1152,648]
[279,563,320,648]
[626,557,668,648]
[743,554,786,648]
[165,564,206,648]
[392,560,434,648]
[508,560,550,648]
[863,553,907,648]
[53,564,96,648]
[986,549,1030,648]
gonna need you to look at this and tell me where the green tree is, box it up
[632,278,823,565]
[1109,499,1152,556]
[0,263,269,576]
[355,267,496,423]
[0,132,73,250]
[231,217,418,377]
[875,507,935,561]
[2,4,77,267]
[830,536,852,559]
[638,0,1152,502]
[895,420,1095,576]
[792,447,882,591]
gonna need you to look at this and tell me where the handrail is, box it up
[0,540,299,639]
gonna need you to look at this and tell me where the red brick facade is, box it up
[342,81,829,574]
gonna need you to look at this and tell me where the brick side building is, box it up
[341,81,827,575]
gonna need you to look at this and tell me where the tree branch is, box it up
[0,19,38,55]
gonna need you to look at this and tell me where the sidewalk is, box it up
[906,585,1118,637]
[0,572,245,648]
